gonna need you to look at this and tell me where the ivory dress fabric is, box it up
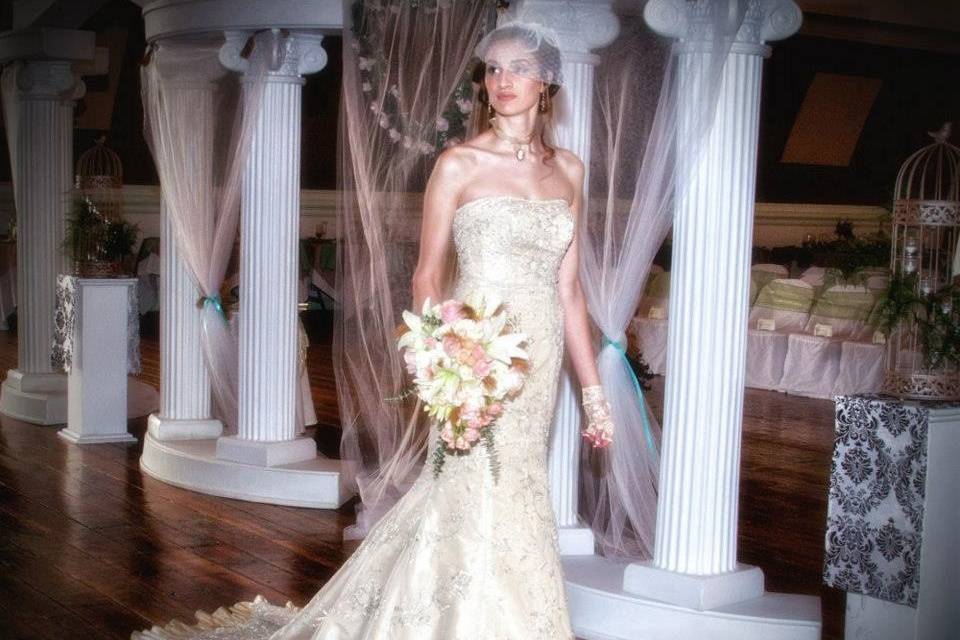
[135,195,576,640]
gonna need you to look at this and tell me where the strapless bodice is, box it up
[452,195,574,295]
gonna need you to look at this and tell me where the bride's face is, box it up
[483,40,543,117]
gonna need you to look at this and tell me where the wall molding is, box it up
[0,184,889,248]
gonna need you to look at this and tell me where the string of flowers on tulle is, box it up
[395,292,529,483]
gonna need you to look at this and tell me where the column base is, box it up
[623,560,765,611]
[216,434,316,467]
[0,369,68,425]
[148,413,224,441]
[140,431,351,508]
[558,525,596,556]
[57,428,137,445]
[564,555,820,640]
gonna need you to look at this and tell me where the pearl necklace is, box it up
[491,117,534,161]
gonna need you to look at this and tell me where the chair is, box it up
[779,333,841,399]
[135,237,161,314]
[799,266,826,287]
[748,278,815,332]
[745,328,789,390]
[803,285,877,340]
[629,316,668,375]
[638,270,671,319]
[833,341,886,395]
[750,263,789,305]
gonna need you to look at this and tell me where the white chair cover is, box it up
[748,278,815,332]
[780,333,841,399]
[638,270,671,318]
[804,284,877,340]
[833,341,885,395]
[629,317,668,375]
[865,274,889,291]
[800,266,827,287]
[750,263,788,305]
[753,263,789,275]
[745,329,789,390]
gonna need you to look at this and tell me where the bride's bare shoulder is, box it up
[430,134,497,186]
[553,146,585,176]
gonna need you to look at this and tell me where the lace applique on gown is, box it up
[134,195,576,640]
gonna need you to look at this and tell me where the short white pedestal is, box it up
[0,369,67,424]
[843,405,960,640]
[57,278,138,445]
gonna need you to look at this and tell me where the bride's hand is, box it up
[581,385,613,448]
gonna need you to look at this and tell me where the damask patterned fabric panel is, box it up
[51,275,141,375]
[824,394,930,607]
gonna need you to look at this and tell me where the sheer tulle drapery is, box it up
[1,64,21,209]
[140,36,268,429]
[576,6,743,558]
[334,0,499,535]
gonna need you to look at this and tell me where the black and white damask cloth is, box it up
[51,275,141,375]
[823,394,943,607]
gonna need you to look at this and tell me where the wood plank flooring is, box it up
[0,322,844,639]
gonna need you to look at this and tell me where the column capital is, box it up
[220,29,327,80]
[505,0,619,65]
[645,0,801,56]
[14,59,85,101]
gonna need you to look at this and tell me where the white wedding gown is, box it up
[135,195,576,640]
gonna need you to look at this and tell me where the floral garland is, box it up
[350,0,496,156]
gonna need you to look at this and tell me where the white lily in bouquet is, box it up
[397,292,528,482]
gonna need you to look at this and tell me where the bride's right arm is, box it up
[411,150,466,311]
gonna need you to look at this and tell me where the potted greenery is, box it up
[63,196,139,277]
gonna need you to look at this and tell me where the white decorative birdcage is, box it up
[883,123,960,400]
[75,136,124,220]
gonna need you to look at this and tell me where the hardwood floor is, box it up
[0,323,844,639]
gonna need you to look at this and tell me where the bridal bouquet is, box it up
[397,293,529,482]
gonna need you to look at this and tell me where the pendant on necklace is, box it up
[516,146,526,161]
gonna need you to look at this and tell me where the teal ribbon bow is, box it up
[200,294,226,319]
[601,334,659,456]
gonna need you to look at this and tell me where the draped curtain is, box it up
[140,35,269,428]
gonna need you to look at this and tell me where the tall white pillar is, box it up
[216,30,327,467]
[0,33,93,425]
[147,69,223,442]
[517,0,620,555]
[623,0,802,611]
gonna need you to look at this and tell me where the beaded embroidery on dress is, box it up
[132,195,576,640]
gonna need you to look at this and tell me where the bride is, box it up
[135,20,614,640]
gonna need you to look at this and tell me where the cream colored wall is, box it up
[0,183,889,249]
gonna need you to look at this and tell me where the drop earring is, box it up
[488,103,495,120]
[538,90,548,113]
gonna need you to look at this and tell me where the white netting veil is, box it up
[474,21,564,86]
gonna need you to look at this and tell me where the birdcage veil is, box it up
[473,20,565,86]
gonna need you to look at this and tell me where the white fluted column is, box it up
[623,0,802,611]
[216,30,327,467]
[516,0,619,555]
[147,67,223,441]
[147,202,223,440]
[0,38,92,424]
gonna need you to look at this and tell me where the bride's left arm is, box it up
[557,155,600,389]
[557,153,614,447]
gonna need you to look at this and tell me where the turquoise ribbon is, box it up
[200,294,226,319]
[601,334,659,456]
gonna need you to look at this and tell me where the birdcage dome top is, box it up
[75,136,122,189]
[893,123,960,226]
